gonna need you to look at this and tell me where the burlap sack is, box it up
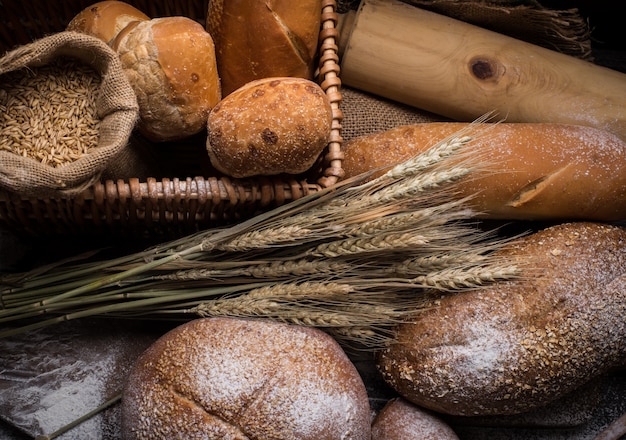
[0,31,139,197]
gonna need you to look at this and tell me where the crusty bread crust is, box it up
[66,1,150,44]
[378,222,626,416]
[207,0,322,96]
[342,122,626,221]
[122,317,371,439]
[206,77,332,177]
[372,398,460,440]
[111,17,221,142]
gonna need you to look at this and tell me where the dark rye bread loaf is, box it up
[377,222,626,416]
[121,317,371,439]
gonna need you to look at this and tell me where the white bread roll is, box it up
[111,17,221,142]
[66,1,149,44]
[206,77,333,178]
[121,317,371,439]
[377,222,626,416]
[342,122,626,221]
[206,0,322,96]
[372,398,460,440]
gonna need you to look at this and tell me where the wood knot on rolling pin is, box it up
[470,57,501,81]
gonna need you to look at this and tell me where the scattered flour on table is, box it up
[11,356,116,439]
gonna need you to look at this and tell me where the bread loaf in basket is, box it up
[0,0,344,237]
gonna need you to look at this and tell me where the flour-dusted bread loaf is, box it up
[111,16,221,142]
[206,0,322,96]
[66,1,149,44]
[206,77,333,178]
[371,398,460,439]
[342,122,626,221]
[377,222,626,416]
[121,317,371,439]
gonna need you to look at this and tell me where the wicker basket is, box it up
[0,0,343,237]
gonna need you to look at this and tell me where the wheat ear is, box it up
[410,264,522,290]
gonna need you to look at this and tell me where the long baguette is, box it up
[342,122,626,221]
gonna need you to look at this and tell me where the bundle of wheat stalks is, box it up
[0,121,522,349]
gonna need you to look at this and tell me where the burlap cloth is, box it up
[340,87,451,142]
[0,31,139,198]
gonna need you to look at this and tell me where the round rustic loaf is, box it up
[111,16,221,142]
[66,1,150,44]
[121,317,371,439]
[342,122,626,221]
[371,398,460,440]
[377,222,626,416]
[206,77,333,178]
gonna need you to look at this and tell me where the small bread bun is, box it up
[377,222,626,416]
[111,17,221,142]
[121,317,371,439]
[66,1,149,44]
[206,77,332,177]
[372,398,460,440]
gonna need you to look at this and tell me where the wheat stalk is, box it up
[410,264,522,290]
[159,259,350,280]
[193,294,409,328]
[391,252,491,274]
[0,119,524,348]
[206,135,478,253]
[381,135,473,181]
[309,232,429,258]
[342,198,473,237]
[363,166,472,206]
[216,225,315,252]
[246,281,353,298]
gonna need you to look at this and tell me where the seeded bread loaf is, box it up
[342,122,626,221]
[372,398,460,440]
[377,222,626,416]
[122,317,371,439]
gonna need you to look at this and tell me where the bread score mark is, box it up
[508,164,573,208]
[168,372,285,437]
[170,385,251,438]
[267,2,312,66]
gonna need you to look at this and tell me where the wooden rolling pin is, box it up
[337,0,626,141]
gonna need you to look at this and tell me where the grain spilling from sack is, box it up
[0,57,101,167]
